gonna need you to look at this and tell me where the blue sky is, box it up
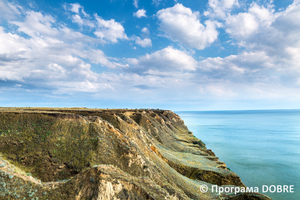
[0,0,300,110]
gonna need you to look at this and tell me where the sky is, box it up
[0,0,300,111]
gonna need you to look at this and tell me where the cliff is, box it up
[0,107,271,200]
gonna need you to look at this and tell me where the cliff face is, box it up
[0,107,270,200]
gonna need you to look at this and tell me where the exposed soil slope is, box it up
[0,107,271,200]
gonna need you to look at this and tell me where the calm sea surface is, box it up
[176,110,300,200]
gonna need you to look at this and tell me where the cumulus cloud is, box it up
[196,1,300,91]
[134,37,152,47]
[225,3,274,39]
[0,0,22,20]
[77,49,119,69]
[0,27,28,55]
[0,5,122,93]
[71,14,95,28]
[12,11,59,37]
[133,9,147,18]
[127,46,197,74]
[141,27,150,34]
[198,51,275,83]
[65,3,95,28]
[65,3,127,42]
[205,0,239,18]
[94,14,128,43]
[69,3,81,14]
[224,1,300,68]
[226,12,259,37]
[0,27,100,90]
[157,4,220,50]
[2,0,300,106]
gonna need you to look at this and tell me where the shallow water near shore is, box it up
[176,110,300,200]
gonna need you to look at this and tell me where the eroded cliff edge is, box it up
[0,107,271,200]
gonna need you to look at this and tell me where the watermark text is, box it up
[199,184,294,195]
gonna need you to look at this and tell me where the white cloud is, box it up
[135,37,152,47]
[198,51,275,83]
[226,12,259,37]
[209,0,238,11]
[94,14,128,43]
[2,0,300,105]
[225,3,274,38]
[133,9,147,18]
[223,1,300,74]
[0,27,28,55]
[0,0,22,20]
[205,0,239,18]
[127,46,197,73]
[72,14,84,25]
[141,27,150,34]
[65,3,95,28]
[71,14,95,28]
[193,0,300,97]
[0,7,122,93]
[157,4,220,50]
[12,11,59,37]
[133,0,139,8]
[0,27,100,85]
[273,1,300,32]
[59,26,100,43]
[78,49,118,69]
[69,3,81,14]
[81,8,89,18]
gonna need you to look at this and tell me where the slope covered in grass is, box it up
[0,107,271,200]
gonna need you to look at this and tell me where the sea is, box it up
[176,110,300,200]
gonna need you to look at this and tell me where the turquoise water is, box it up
[176,110,300,200]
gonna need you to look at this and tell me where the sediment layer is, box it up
[0,107,271,199]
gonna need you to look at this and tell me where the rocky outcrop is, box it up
[0,107,271,199]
